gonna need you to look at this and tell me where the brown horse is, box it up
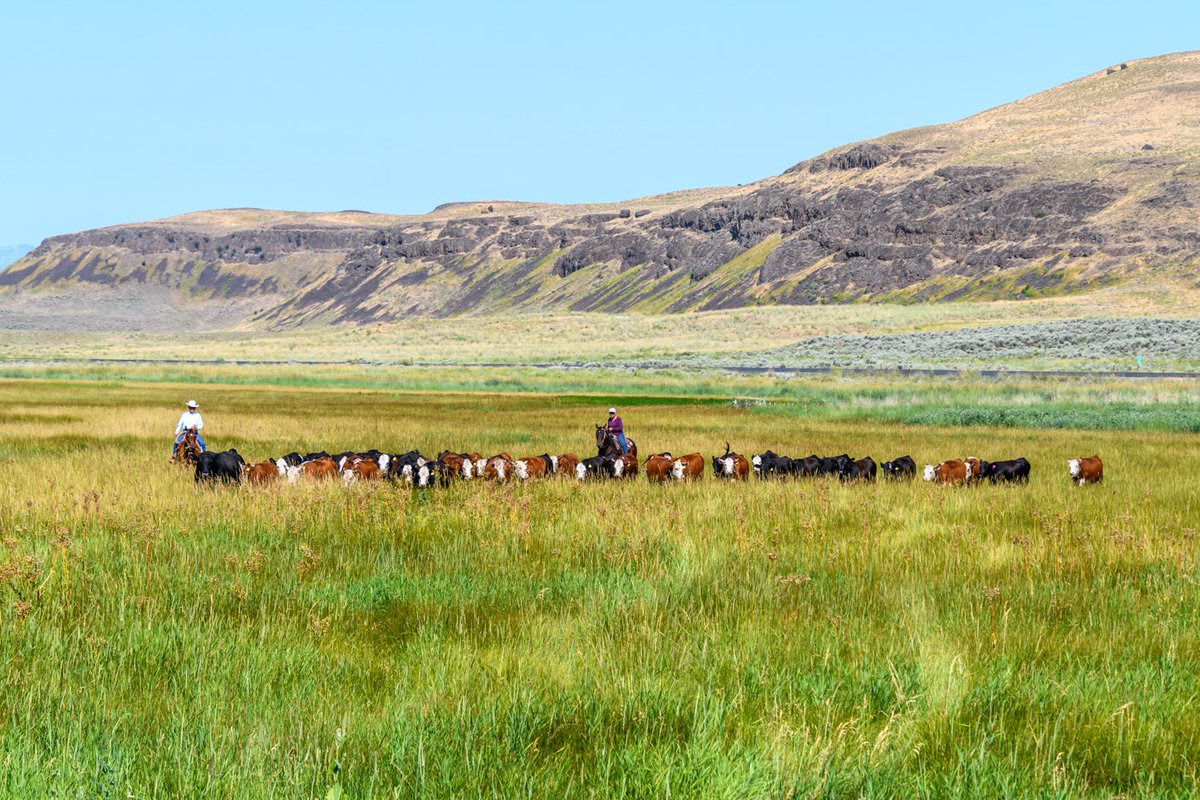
[173,429,203,465]
[595,424,637,460]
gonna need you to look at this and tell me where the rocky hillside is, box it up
[4,52,1199,329]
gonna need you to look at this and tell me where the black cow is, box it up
[819,454,853,476]
[332,451,359,469]
[355,449,387,470]
[794,455,822,477]
[273,452,303,476]
[415,459,452,488]
[753,450,793,478]
[576,456,617,480]
[839,456,877,482]
[276,452,303,468]
[980,458,1031,483]
[195,449,245,485]
[387,450,427,482]
[881,456,917,480]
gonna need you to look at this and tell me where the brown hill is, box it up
[3,52,1198,330]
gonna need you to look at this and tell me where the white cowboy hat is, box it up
[608,407,617,414]
[186,400,199,408]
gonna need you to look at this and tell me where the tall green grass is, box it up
[0,379,1198,797]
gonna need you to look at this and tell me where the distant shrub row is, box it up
[770,317,1200,364]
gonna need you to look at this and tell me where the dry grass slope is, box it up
[3,52,1198,329]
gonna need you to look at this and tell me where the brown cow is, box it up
[923,460,968,485]
[342,456,381,484]
[514,455,550,480]
[612,453,639,479]
[288,457,337,482]
[1068,455,1103,485]
[964,457,983,482]
[247,460,279,486]
[482,455,515,482]
[644,453,674,482]
[670,453,704,481]
[439,452,468,478]
[556,454,579,478]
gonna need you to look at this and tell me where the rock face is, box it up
[4,52,1200,329]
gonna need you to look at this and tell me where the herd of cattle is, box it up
[192,445,1106,488]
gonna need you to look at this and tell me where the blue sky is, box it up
[1,1,1196,245]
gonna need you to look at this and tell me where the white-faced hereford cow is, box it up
[612,453,639,479]
[670,453,704,481]
[1068,455,1103,486]
[644,454,674,483]
[923,459,969,485]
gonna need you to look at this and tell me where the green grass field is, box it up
[1,375,1198,798]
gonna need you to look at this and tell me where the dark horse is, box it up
[595,424,637,459]
[174,429,204,465]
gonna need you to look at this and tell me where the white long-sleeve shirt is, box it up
[175,411,204,434]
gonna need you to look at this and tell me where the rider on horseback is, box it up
[606,407,628,455]
[172,400,206,459]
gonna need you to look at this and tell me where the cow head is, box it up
[417,464,431,487]
[751,454,762,475]
[377,454,390,474]
[514,460,528,480]
[612,457,624,477]
[193,452,215,480]
[275,458,288,476]
[671,460,685,480]
[575,462,587,481]
[401,464,414,483]
[548,455,559,474]
[923,464,936,482]
[1068,459,1081,478]
[342,469,356,486]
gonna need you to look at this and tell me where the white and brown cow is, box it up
[482,454,515,482]
[963,457,984,482]
[1068,455,1103,485]
[514,455,553,480]
[612,453,639,479]
[670,453,704,481]
[923,459,969,485]
[644,453,674,482]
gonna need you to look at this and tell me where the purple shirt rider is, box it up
[607,409,628,454]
